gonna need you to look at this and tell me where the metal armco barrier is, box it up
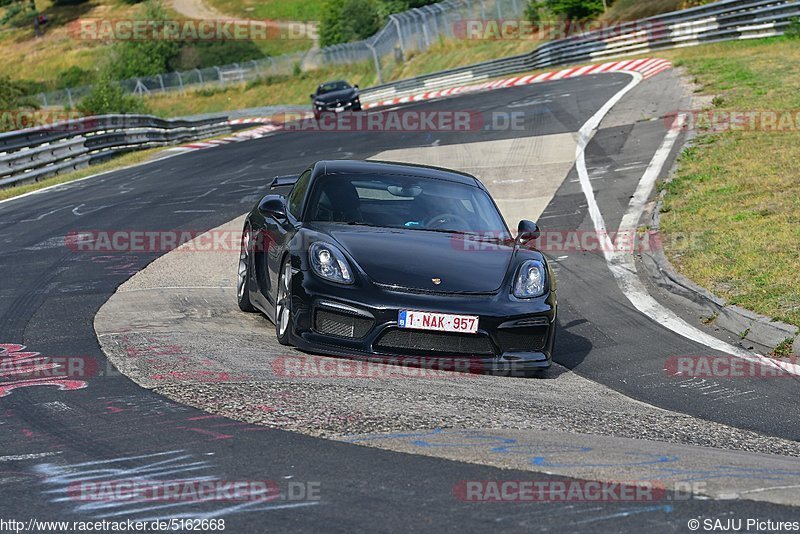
[0,115,229,188]
[357,0,800,104]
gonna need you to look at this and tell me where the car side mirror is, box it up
[309,94,315,99]
[517,220,540,243]
[353,84,359,89]
[258,195,287,221]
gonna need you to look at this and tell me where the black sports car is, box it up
[310,80,361,120]
[237,160,556,375]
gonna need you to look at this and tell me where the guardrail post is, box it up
[158,75,165,92]
[195,68,203,84]
[176,71,184,91]
[67,89,74,109]
[215,66,224,86]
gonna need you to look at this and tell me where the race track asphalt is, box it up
[1,71,799,532]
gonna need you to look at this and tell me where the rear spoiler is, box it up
[270,174,299,189]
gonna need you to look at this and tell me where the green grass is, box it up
[204,0,323,21]
[657,37,800,331]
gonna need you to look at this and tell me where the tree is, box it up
[105,1,180,79]
[320,0,398,46]
[544,0,604,20]
[77,73,147,115]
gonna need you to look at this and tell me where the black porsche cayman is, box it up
[237,160,556,375]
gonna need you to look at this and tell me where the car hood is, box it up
[314,88,358,104]
[320,225,514,293]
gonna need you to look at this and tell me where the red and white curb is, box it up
[362,58,672,109]
[169,123,284,151]
[173,58,672,152]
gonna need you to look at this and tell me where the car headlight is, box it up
[513,259,546,298]
[309,242,353,284]
[314,100,324,106]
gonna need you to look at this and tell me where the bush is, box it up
[0,2,35,28]
[56,66,95,90]
[78,74,148,115]
[0,75,39,109]
[525,0,542,24]
[320,0,433,46]
[170,40,265,71]
[786,17,800,39]
[105,1,180,79]
[544,0,604,20]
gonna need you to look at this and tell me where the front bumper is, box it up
[314,99,361,115]
[285,269,556,376]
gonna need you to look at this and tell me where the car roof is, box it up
[319,80,349,86]
[316,160,481,187]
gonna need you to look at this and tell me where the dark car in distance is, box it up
[310,80,362,120]
[237,160,557,376]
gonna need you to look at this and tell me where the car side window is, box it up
[288,170,312,219]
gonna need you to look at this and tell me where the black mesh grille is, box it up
[495,327,548,352]
[314,309,373,339]
[375,329,495,356]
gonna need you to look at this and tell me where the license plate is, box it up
[398,310,479,334]
[335,106,345,112]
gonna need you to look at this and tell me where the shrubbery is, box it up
[0,75,39,109]
[319,0,438,47]
[55,66,96,90]
[105,1,268,78]
[77,73,148,115]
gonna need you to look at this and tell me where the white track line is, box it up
[575,74,800,376]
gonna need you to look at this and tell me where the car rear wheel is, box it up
[237,225,257,312]
[275,258,293,345]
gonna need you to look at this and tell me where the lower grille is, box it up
[375,329,495,356]
[495,327,548,352]
[314,309,373,339]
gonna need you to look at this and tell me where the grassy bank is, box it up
[657,37,800,331]
[145,37,535,116]
[205,0,322,21]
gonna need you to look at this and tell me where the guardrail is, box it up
[358,0,800,104]
[0,115,229,188]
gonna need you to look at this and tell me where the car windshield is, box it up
[317,81,351,94]
[306,173,510,236]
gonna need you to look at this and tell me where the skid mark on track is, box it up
[33,450,319,521]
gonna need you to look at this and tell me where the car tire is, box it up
[275,257,293,346]
[237,224,257,312]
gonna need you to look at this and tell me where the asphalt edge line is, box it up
[573,75,800,377]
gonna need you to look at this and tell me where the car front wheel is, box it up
[237,225,256,312]
[275,257,293,345]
